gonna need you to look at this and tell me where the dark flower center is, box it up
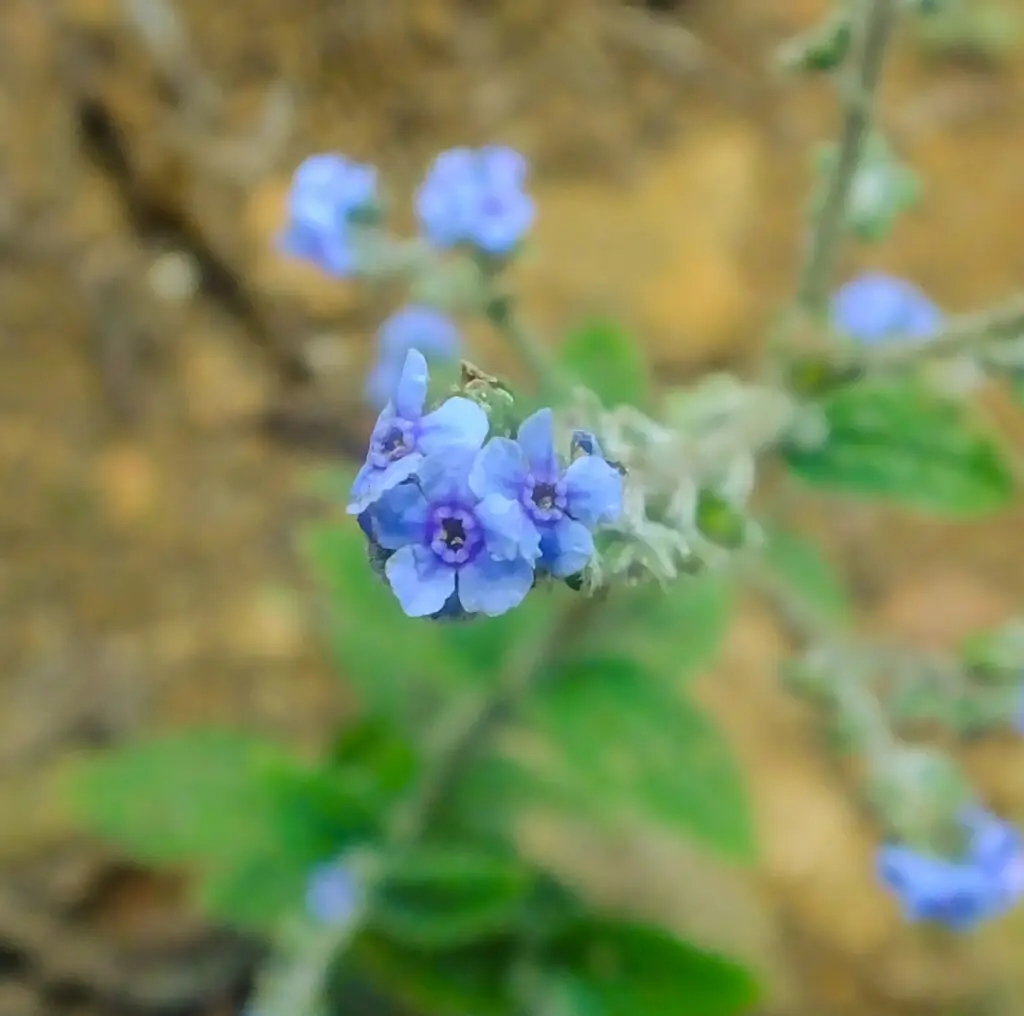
[527,475,566,522]
[370,419,415,468]
[429,505,483,567]
[380,425,408,456]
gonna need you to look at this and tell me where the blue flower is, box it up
[278,154,378,277]
[372,445,540,618]
[305,861,359,926]
[469,409,623,579]
[415,146,534,257]
[365,305,463,409]
[347,348,489,515]
[831,272,944,344]
[877,808,1024,931]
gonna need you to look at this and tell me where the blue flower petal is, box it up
[476,492,538,562]
[393,348,430,420]
[469,437,527,500]
[475,193,535,256]
[564,454,623,527]
[457,554,535,617]
[540,516,594,577]
[347,453,422,515]
[831,273,944,344]
[386,544,456,617]
[371,482,430,550]
[517,409,558,476]
[416,446,478,504]
[305,862,358,926]
[570,430,604,459]
[379,305,461,361]
[481,146,529,187]
[420,397,490,454]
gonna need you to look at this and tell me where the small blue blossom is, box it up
[831,272,944,344]
[415,146,534,257]
[305,861,359,926]
[877,807,1024,931]
[365,305,463,409]
[347,348,489,516]
[372,445,540,618]
[278,154,378,277]
[469,409,623,579]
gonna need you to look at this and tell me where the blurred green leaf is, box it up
[560,319,649,409]
[543,918,759,1016]
[353,932,518,1016]
[514,657,755,861]
[758,527,852,627]
[373,845,532,949]
[782,379,1014,516]
[71,730,375,929]
[591,573,734,685]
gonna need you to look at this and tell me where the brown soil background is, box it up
[4,0,1024,1014]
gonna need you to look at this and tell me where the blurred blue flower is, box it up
[415,146,534,257]
[877,807,1024,931]
[305,861,359,926]
[373,445,539,617]
[348,349,489,515]
[278,154,378,277]
[831,272,944,344]
[366,305,463,409]
[469,409,623,579]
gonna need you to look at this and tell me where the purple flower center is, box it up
[428,504,483,566]
[371,420,415,467]
[526,475,567,523]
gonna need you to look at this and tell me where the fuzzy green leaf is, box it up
[782,379,1014,516]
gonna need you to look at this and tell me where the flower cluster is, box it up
[877,807,1024,931]
[279,144,535,280]
[348,349,623,619]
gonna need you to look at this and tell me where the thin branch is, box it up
[797,0,901,315]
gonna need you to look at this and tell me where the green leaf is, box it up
[300,519,454,714]
[544,918,759,1016]
[560,319,649,409]
[782,379,1014,517]
[71,730,376,929]
[352,933,518,1016]
[513,658,756,861]
[372,845,532,949]
[589,573,734,684]
[758,527,852,627]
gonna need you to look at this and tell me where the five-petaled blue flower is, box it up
[831,272,944,344]
[365,305,463,409]
[372,444,540,618]
[415,146,534,257]
[279,154,378,277]
[305,860,359,926]
[469,409,623,579]
[347,348,488,516]
[877,807,1024,931]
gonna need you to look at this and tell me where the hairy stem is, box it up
[796,0,901,315]
[255,593,603,1016]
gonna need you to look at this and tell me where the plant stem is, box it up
[483,291,572,404]
[255,593,603,1016]
[796,0,901,316]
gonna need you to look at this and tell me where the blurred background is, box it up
[4,0,1024,1013]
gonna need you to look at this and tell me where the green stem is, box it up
[796,0,901,316]
[255,593,603,1016]
[483,291,572,404]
